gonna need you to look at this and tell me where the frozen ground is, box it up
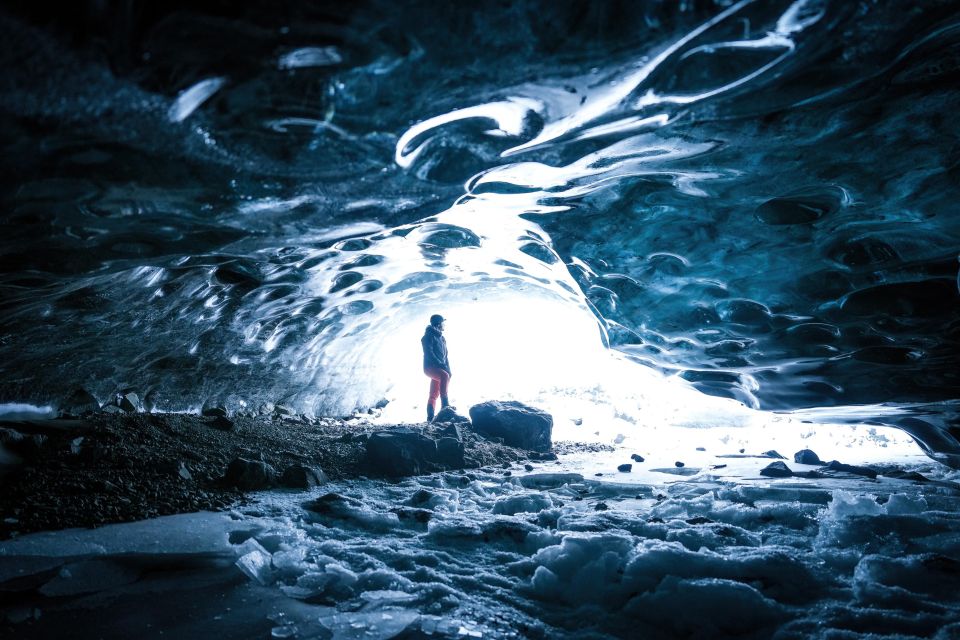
[3,425,960,640]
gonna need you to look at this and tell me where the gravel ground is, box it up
[0,412,579,538]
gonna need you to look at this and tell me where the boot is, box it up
[440,396,450,409]
[427,405,435,422]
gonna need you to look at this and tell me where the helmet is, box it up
[430,314,445,327]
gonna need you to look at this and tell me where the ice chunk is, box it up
[884,493,927,515]
[419,616,483,637]
[359,590,417,605]
[623,576,785,635]
[519,473,583,489]
[826,490,882,518]
[529,532,635,603]
[318,609,419,640]
[491,493,552,516]
[426,515,483,540]
[236,548,273,585]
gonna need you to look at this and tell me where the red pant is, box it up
[424,367,450,409]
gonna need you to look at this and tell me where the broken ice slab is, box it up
[236,548,273,585]
[518,473,583,489]
[318,608,419,640]
[649,467,700,476]
[0,512,243,557]
[359,590,417,605]
[419,616,484,637]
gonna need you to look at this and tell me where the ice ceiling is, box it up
[0,0,957,457]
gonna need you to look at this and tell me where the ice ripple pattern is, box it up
[0,0,957,435]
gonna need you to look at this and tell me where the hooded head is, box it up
[429,314,445,331]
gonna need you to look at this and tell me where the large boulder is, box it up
[280,464,328,489]
[223,458,277,490]
[58,388,100,417]
[365,428,439,477]
[433,406,470,424]
[468,401,553,452]
[793,449,822,465]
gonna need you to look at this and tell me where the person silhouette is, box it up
[421,314,451,422]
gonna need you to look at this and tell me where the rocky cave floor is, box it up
[0,411,605,539]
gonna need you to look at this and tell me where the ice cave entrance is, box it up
[360,292,924,468]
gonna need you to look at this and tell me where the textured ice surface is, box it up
[3,441,960,638]
[204,442,960,639]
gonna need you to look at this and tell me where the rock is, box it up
[364,428,439,477]
[0,428,46,458]
[273,405,294,417]
[762,450,786,459]
[631,453,645,463]
[257,402,275,416]
[675,461,685,468]
[760,461,793,478]
[881,469,929,482]
[210,416,234,431]
[524,463,534,472]
[821,460,878,479]
[530,451,558,461]
[439,423,461,441]
[101,404,121,414]
[117,392,143,413]
[391,507,432,525]
[468,401,553,452]
[302,492,364,517]
[617,463,633,473]
[793,449,822,465]
[696,447,706,451]
[201,405,228,418]
[595,502,609,511]
[223,458,277,490]
[58,388,100,417]
[433,406,470,424]
[280,464,328,489]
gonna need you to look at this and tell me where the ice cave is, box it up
[1,1,959,638]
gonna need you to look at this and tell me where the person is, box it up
[421,314,451,422]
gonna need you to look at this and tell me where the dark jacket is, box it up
[422,325,450,373]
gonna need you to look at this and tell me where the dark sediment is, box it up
[0,412,544,539]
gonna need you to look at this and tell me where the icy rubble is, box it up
[212,458,960,640]
[4,455,960,638]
